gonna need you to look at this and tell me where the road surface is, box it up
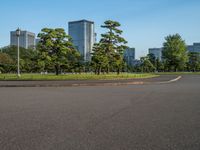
[0,75,200,150]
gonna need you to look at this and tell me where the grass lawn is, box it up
[0,73,159,81]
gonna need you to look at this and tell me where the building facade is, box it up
[10,30,35,49]
[187,43,200,53]
[149,48,163,60]
[35,38,41,46]
[124,48,136,66]
[68,20,95,61]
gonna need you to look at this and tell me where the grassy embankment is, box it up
[0,73,158,81]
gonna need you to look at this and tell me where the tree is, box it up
[65,47,81,73]
[156,58,164,72]
[98,20,128,74]
[0,52,14,73]
[187,52,200,72]
[91,43,109,75]
[162,34,188,72]
[147,53,156,65]
[140,56,156,73]
[1,46,37,73]
[1,46,34,61]
[147,53,156,70]
[37,28,80,75]
[147,54,165,72]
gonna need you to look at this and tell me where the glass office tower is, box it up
[68,20,95,61]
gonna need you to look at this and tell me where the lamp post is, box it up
[16,28,21,77]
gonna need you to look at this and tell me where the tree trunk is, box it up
[95,67,98,75]
[55,65,60,75]
[117,68,120,75]
[106,65,110,74]
[175,66,178,72]
[98,67,101,75]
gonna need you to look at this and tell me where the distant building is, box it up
[187,43,200,53]
[132,59,142,66]
[68,20,95,61]
[124,48,136,66]
[149,48,163,60]
[10,30,35,49]
[35,38,41,46]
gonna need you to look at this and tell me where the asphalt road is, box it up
[0,75,200,150]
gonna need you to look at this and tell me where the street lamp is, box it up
[16,28,21,77]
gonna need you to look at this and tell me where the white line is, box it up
[159,76,182,84]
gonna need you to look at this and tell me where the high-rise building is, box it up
[35,38,41,46]
[68,20,95,61]
[149,48,163,60]
[10,30,35,49]
[124,48,136,66]
[187,43,200,53]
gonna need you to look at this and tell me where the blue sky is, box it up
[0,0,200,58]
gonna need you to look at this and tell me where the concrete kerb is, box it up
[0,76,182,87]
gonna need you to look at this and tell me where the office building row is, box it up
[187,43,200,53]
[8,20,200,63]
[10,20,95,61]
[10,19,136,63]
[149,43,200,61]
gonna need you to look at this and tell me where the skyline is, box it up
[0,0,200,58]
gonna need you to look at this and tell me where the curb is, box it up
[0,81,145,88]
[0,76,182,87]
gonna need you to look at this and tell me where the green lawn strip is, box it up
[0,73,158,81]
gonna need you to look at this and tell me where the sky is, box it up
[0,0,200,58]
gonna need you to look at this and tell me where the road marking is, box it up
[158,76,182,84]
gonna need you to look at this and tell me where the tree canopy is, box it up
[162,34,188,71]
[1,24,200,74]
[0,52,14,73]
[92,20,128,74]
[187,52,200,72]
[37,28,80,75]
